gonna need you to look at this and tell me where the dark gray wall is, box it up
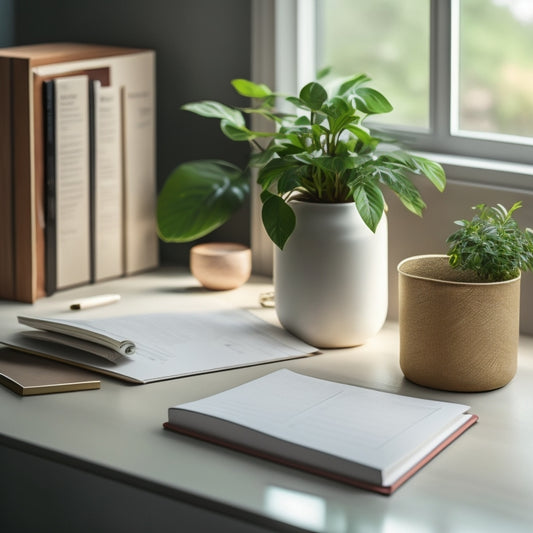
[0,0,14,46]
[11,0,252,266]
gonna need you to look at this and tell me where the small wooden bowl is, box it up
[190,242,252,290]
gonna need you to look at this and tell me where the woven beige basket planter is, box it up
[397,254,520,392]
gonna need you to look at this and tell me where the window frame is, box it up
[315,0,533,166]
[427,0,533,164]
[257,0,533,166]
[250,0,533,275]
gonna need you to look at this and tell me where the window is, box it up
[250,0,533,274]
[284,0,533,165]
[317,0,430,130]
[454,0,533,140]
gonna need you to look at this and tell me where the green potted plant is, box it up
[158,73,446,347]
[398,202,533,391]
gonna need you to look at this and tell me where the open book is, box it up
[3,311,318,384]
[164,369,478,494]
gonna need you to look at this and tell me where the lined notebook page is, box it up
[173,369,470,472]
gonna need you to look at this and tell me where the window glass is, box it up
[456,0,533,139]
[316,0,430,129]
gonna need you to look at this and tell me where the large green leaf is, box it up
[345,124,375,146]
[374,165,427,215]
[220,120,254,141]
[410,155,446,192]
[294,115,311,126]
[354,87,393,115]
[323,96,351,118]
[182,101,245,126]
[231,78,272,98]
[157,160,249,242]
[257,158,300,190]
[220,120,273,142]
[249,148,276,167]
[312,156,354,175]
[351,179,385,232]
[261,194,296,249]
[277,167,305,195]
[323,97,356,136]
[239,106,283,124]
[376,151,418,171]
[285,96,308,110]
[299,82,328,111]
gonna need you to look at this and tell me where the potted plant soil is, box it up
[157,74,445,347]
[398,202,533,391]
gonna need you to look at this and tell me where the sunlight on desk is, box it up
[264,486,327,531]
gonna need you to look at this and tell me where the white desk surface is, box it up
[1,267,532,532]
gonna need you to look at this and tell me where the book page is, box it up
[120,53,158,274]
[53,75,91,289]
[172,370,471,474]
[91,81,124,281]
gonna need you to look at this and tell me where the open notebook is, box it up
[164,369,478,494]
[2,310,319,383]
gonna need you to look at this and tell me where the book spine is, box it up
[89,79,96,283]
[32,72,52,300]
[12,58,36,303]
[43,80,57,295]
[0,57,14,299]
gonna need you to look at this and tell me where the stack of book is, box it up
[0,42,159,302]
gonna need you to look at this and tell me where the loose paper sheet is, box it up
[4,310,318,383]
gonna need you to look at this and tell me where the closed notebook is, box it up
[0,347,100,395]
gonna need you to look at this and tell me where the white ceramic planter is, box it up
[274,200,388,348]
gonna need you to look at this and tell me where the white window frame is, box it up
[250,0,533,275]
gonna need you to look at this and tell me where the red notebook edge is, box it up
[387,413,479,494]
[162,413,479,496]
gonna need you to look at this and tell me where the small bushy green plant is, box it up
[447,202,533,281]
